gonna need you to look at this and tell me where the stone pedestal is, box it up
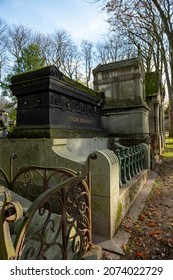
[88,149,119,239]
[102,100,149,137]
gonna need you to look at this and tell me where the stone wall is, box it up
[0,137,108,177]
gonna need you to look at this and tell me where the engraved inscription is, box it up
[69,116,92,124]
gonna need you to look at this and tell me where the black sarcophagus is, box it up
[10,66,105,138]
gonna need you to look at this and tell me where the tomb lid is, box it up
[93,56,143,73]
[11,65,102,99]
[11,66,63,84]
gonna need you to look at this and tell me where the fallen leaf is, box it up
[139,214,145,221]
[136,252,143,257]
[150,230,162,236]
[147,222,157,227]
[148,208,157,211]
[122,244,127,252]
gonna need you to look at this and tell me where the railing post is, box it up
[10,154,17,184]
[120,149,127,184]
[129,147,135,177]
[139,145,144,170]
[132,146,138,175]
[125,148,131,180]
[87,153,97,245]
[115,149,123,187]
[0,187,23,260]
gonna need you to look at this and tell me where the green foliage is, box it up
[0,43,46,128]
[162,137,173,158]
[13,43,46,74]
[0,74,17,112]
[145,72,160,96]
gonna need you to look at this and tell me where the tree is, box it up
[95,32,136,64]
[37,30,81,80]
[13,43,46,74]
[0,18,7,91]
[61,41,81,80]
[151,0,173,136]
[1,26,46,114]
[92,0,173,135]
[7,24,32,65]
[51,29,72,69]
[81,40,94,87]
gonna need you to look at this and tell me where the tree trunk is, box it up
[168,92,173,136]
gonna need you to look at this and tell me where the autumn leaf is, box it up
[139,214,145,221]
[122,244,127,252]
[148,207,157,211]
[147,222,157,227]
[150,230,162,236]
[136,252,143,257]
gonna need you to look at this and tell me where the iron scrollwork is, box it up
[0,155,92,260]
[14,176,91,260]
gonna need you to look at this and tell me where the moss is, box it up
[8,128,106,139]
[63,75,101,98]
[145,72,160,96]
[10,66,49,84]
[11,65,102,98]
[162,138,173,158]
[116,201,122,225]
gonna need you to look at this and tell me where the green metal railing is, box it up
[111,141,144,187]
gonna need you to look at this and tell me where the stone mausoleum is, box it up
[93,56,165,165]
[93,56,150,145]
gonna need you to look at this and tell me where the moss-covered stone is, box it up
[145,72,160,96]
[8,127,107,139]
[116,201,122,225]
[11,65,101,98]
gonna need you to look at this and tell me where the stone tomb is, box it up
[145,72,165,161]
[10,66,105,138]
[93,56,150,145]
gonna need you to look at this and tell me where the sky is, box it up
[0,0,109,44]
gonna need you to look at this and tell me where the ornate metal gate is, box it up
[0,155,92,260]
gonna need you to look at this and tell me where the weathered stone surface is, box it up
[93,57,145,102]
[88,149,119,239]
[93,56,150,142]
[10,66,105,138]
[82,245,102,260]
[99,239,124,255]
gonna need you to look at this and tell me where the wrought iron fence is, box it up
[0,155,92,260]
[0,154,80,200]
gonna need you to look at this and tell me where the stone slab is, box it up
[99,239,125,255]
[82,245,102,260]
